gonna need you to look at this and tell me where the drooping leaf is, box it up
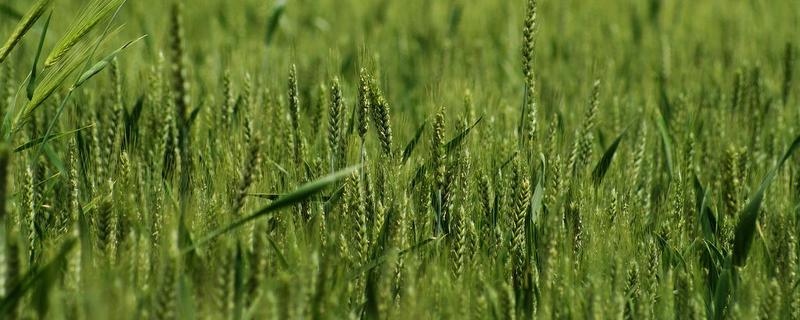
[183,165,360,253]
[401,121,426,164]
[444,116,483,154]
[592,129,626,185]
[732,134,800,267]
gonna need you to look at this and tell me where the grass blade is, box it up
[265,0,286,46]
[655,110,673,178]
[401,121,426,164]
[591,129,625,185]
[26,11,51,100]
[731,134,800,267]
[444,116,483,154]
[73,35,146,89]
[183,165,360,253]
[14,124,94,152]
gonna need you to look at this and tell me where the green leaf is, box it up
[14,123,94,152]
[265,0,286,46]
[713,264,732,320]
[401,121,426,164]
[732,134,800,267]
[349,236,439,280]
[0,238,76,314]
[591,129,626,185]
[693,175,717,243]
[444,116,483,154]
[183,165,360,253]
[73,35,146,89]
[0,0,53,63]
[655,110,673,178]
[26,11,51,100]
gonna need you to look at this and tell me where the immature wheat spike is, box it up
[784,43,795,105]
[212,247,234,317]
[169,3,190,121]
[328,77,344,171]
[68,142,80,223]
[288,64,303,166]
[231,137,261,217]
[242,72,253,119]
[154,261,177,320]
[357,68,371,140]
[344,173,368,264]
[369,77,393,158]
[577,80,601,171]
[169,2,191,192]
[731,69,744,110]
[222,69,234,128]
[632,122,647,186]
[512,161,530,280]
[463,89,474,124]
[313,83,327,136]
[96,184,117,263]
[722,145,743,219]
[758,279,781,320]
[92,109,106,184]
[451,205,466,279]
[502,280,517,320]
[106,59,123,169]
[544,115,558,159]
[521,0,538,146]
[25,166,39,264]
[160,108,177,180]
[477,171,492,228]
[431,107,446,235]
[750,67,763,111]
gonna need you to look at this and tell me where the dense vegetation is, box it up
[0,0,799,318]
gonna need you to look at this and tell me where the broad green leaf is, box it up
[732,134,800,267]
[183,165,360,253]
[592,129,626,185]
[265,0,286,46]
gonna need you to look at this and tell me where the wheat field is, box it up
[0,0,799,319]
